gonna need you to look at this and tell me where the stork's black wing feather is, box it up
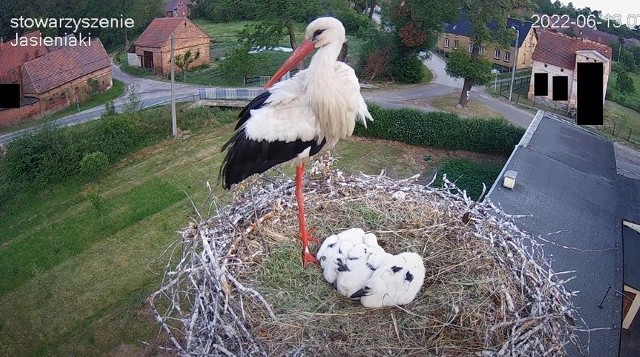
[218,91,325,189]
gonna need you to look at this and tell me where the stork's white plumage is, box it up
[220,17,372,267]
[350,252,426,308]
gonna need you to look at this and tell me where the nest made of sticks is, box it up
[148,155,583,357]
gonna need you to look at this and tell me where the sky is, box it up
[561,1,639,27]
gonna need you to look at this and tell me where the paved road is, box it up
[365,52,535,129]
[0,64,202,145]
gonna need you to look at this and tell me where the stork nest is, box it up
[149,155,584,356]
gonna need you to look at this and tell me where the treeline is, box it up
[0,0,162,50]
[531,0,640,40]
[192,0,371,34]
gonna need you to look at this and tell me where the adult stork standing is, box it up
[219,17,372,267]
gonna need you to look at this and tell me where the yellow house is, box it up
[437,15,537,72]
[527,30,612,110]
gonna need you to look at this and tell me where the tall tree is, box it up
[445,0,534,107]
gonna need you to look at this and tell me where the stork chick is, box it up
[350,252,426,307]
[322,240,355,285]
[335,243,374,298]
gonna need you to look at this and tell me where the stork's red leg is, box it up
[295,163,319,267]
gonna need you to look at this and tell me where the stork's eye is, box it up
[313,29,325,39]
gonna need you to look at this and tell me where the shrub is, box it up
[1,105,231,188]
[79,151,109,178]
[354,104,524,154]
[3,127,79,184]
[616,70,636,95]
[388,53,424,83]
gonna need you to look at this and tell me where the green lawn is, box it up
[116,19,368,87]
[607,68,640,111]
[435,157,504,200]
[0,80,126,135]
[1,105,488,356]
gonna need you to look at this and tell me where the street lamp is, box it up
[491,69,500,90]
[508,26,520,102]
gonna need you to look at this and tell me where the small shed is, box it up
[133,17,210,75]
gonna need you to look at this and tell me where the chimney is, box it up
[503,170,518,189]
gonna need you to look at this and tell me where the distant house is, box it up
[21,38,112,116]
[557,24,619,46]
[527,30,612,110]
[486,110,640,357]
[164,0,192,18]
[131,17,210,75]
[437,13,538,72]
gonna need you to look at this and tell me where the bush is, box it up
[435,158,504,200]
[388,53,424,83]
[2,127,79,184]
[79,151,109,178]
[616,70,636,95]
[354,104,524,154]
[1,105,234,188]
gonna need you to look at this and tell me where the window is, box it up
[60,92,66,99]
[444,38,449,48]
[504,51,511,62]
[468,43,473,52]
[453,40,459,49]
[494,49,500,59]
[480,45,485,55]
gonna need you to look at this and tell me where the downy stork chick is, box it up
[219,17,372,267]
[335,244,374,298]
[322,240,355,285]
[363,233,386,255]
[350,252,426,307]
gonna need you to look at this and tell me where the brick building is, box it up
[0,31,48,96]
[527,30,612,110]
[21,38,112,116]
[131,17,210,75]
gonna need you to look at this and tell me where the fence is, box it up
[495,76,530,93]
[494,83,640,147]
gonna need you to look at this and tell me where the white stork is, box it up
[219,17,373,267]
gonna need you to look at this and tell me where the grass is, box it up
[0,103,509,356]
[0,80,126,135]
[607,67,640,111]
[116,19,368,87]
[602,101,640,146]
[427,93,506,118]
[435,157,504,200]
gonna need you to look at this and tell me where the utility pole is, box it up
[509,27,520,102]
[170,33,177,138]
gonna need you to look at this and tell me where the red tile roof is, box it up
[21,38,111,94]
[532,30,612,70]
[0,31,48,83]
[135,17,186,48]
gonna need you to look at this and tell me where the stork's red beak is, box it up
[264,39,315,89]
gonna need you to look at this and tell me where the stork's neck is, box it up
[308,41,342,73]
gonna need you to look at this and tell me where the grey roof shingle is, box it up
[444,12,533,48]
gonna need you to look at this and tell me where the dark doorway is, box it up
[143,51,154,70]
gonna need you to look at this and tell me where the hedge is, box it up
[354,104,524,155]
[1,105,236,187]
